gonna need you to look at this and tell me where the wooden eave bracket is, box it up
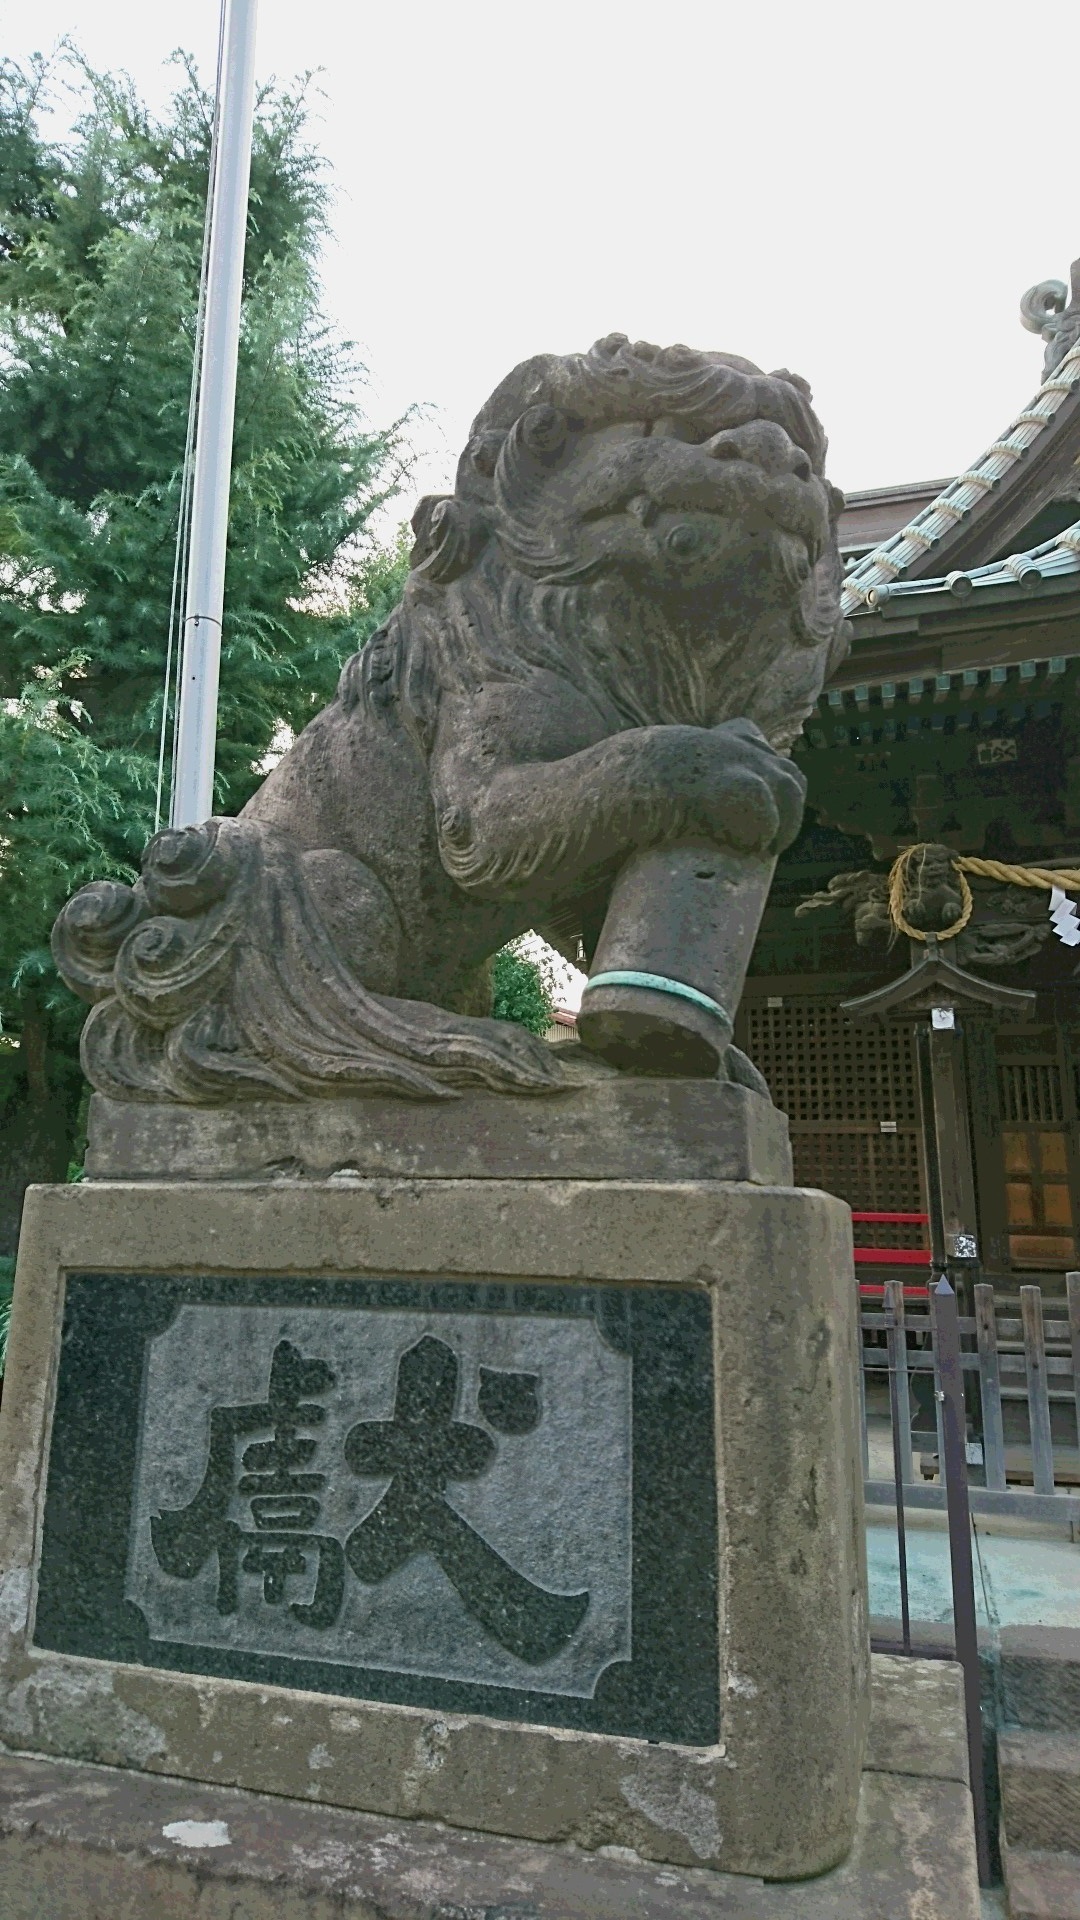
[842,935,1036,1021]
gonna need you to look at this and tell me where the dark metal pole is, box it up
[933,1273,992,1888]
[884,1282,912,1656]
[916,1021,948,1273]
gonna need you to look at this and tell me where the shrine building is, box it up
[735,259,1080,1299]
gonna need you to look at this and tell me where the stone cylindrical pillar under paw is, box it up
[577,842,775,1075]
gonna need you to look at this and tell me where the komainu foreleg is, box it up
[434,717,806,901]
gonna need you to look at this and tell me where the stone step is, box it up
[1001,1628,1080,1734]
[999,1729,1080,1855]
[1003,1846,1080,1920]
[0,1740,980,1920]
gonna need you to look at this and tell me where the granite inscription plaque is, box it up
[35,1274,719,1744]
[133,1305,630,1695]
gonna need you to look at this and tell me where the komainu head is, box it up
[383,334,848,747]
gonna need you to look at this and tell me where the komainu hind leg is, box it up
[298,848,403,995]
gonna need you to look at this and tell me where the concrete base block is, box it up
[0,1656,979,1919]
[0,1171,863,1881]
[1003,1848,1080,1920]
[1001,1627,1080,1734]
[84,1055,794,1185]
[999,1730,1080,1854]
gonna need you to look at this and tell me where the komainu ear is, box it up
[455,430,505,498]
[493,406,571,519]
[409,494,487,583]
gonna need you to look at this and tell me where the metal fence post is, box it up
[932,1274,992,1888]
[884,1278,912,1656]
[857,1306,870,1479]
[1068,1272,1080,1464]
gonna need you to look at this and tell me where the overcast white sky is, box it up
[8,0,1080,512]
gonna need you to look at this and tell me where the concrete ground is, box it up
[866,1508,1080,1630]
[865,1409,1080,1632]
[867,1408,1080,1919]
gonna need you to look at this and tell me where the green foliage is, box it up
[341,524,413,652]
[0,48,409,1218]
[491,945,554,1036]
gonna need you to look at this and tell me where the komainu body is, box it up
[54,335,849,1100]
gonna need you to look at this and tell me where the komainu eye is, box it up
[666,522,701,557]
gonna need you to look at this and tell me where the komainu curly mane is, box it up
[53,335,849,1102]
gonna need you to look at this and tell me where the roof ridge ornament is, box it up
[841,259,1080,616]
[1021,258,1080,379]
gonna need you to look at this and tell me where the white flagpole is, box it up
[170,0,260,828]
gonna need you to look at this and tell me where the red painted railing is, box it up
[854,1247,929,1265]
[852,1210,930,1299]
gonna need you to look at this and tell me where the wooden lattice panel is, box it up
[791,1130,925,1237]
[741,996,926,1236]
[741,998,921,1124]
[999,1061,1065,1126]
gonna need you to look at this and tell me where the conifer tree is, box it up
[0,51,405,1246]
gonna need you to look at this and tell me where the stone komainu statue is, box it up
[53,335,849,1101]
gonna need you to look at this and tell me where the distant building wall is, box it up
[544,1009,579,1045]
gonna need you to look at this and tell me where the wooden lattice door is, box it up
[998,1055,1077,1270]
[739,996,927,1249]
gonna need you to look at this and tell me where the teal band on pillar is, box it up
[581,970,731,1026]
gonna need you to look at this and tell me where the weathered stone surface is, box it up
[1001,1626,1080,1733]
[0,1658,980,1920]
[0,1174,866,1881]
[84,1061,793,1183]
[577,842,776,1076]
[51,337,847,1101]
[863,1653,969,1785]
[1003,1845,1080,1920]
[799,1772,979,1920]
[999,1729,1080,1852]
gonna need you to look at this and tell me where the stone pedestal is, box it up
[0,1084,868,1882]
[82,1051,793,1185]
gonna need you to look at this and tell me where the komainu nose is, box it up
[702,420,813,481]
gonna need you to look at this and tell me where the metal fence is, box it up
[860,1273,1080,1530]
[859,1270,1080,1888]
[859,1272,1039,1888]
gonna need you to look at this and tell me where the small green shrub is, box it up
[491,945,554,1037]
